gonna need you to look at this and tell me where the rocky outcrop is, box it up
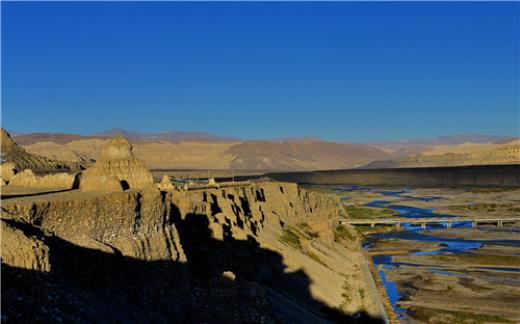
[157,175,175,191]
[1,181,382,322]
[7,169,38,187]
[8,169,79,189]
[0,162,16,184]
[1,162,16,180]
[80,136,154,192]
[1,128,83,173]
[1,220,50,272]
[2,182,335,262]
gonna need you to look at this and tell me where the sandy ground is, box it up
[389,265,520,323]
[315,186,520,220]
[329,185,520,323]
[428,226,520,241]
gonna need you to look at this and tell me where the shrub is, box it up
[280,228,302,250]
[334,225,354,242]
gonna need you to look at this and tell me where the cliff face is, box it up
[1,182,383,323]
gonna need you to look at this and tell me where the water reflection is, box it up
[333,185,520,320]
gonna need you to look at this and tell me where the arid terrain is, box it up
[365,139,520,168]
[1,132,388,323]
[13,128,389,170]
[306,185,520,323]
[2,130,519,323]
[11,129,519,171]
[3,1,519,323]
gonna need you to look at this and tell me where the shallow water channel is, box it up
[334,186,520,321]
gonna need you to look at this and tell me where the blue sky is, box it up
[2,2,519,141]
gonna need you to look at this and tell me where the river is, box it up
[331,185,520,322]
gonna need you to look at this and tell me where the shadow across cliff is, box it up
[2,216,384,323]
[1,188,74,200]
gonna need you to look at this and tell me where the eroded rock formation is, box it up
[1,128,83,173]
[1,180,383,322]
[8,169,78,189]
[80,136,154,192]
[0,162,16,184]
[157,174,175,191]
[1,220,50,272]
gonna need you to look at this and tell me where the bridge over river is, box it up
[341,217,520,230]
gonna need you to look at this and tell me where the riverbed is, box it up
[325,185,520,323]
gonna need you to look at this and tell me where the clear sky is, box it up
[2,2,519,141]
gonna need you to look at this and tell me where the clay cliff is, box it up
[1,181,384,323]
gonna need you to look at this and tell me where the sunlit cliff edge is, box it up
[1,131,386,323]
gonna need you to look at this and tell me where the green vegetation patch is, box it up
[334,225,355,242]
[340,281,352,307]
[297,223,320,239]
[429,253,520,267]
[306,251,327,266]
[279,228,302,250]
[358,288,365,300]
[448,203,519,213]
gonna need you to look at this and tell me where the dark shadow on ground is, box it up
[1,188,74,200]
[2,215,384,323]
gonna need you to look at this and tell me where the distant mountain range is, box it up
[12,129,514,147]
[93,128,239,143]
[373,134,515,146]
[363,139,520,169]
[8,129,519,171]
[366,134,516,157]
[11,128,238,146]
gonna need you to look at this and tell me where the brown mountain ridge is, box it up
[9,129,520,171]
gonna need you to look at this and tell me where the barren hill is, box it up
[0,129,82,172]
[364,139,520,168]
[94,128,239,142]
[228,140,388,170]
[12,129,519,171]
[21,138,389,171]
[12,128,391,170]
[10,132,91,146]
[368,134,515,157]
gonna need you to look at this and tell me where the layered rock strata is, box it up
[157,175,175,191]
[1,181,384,323]
[0,162,16,184]
[1,128,83,172]
[8,169,78,189]
[80,136,154,191]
